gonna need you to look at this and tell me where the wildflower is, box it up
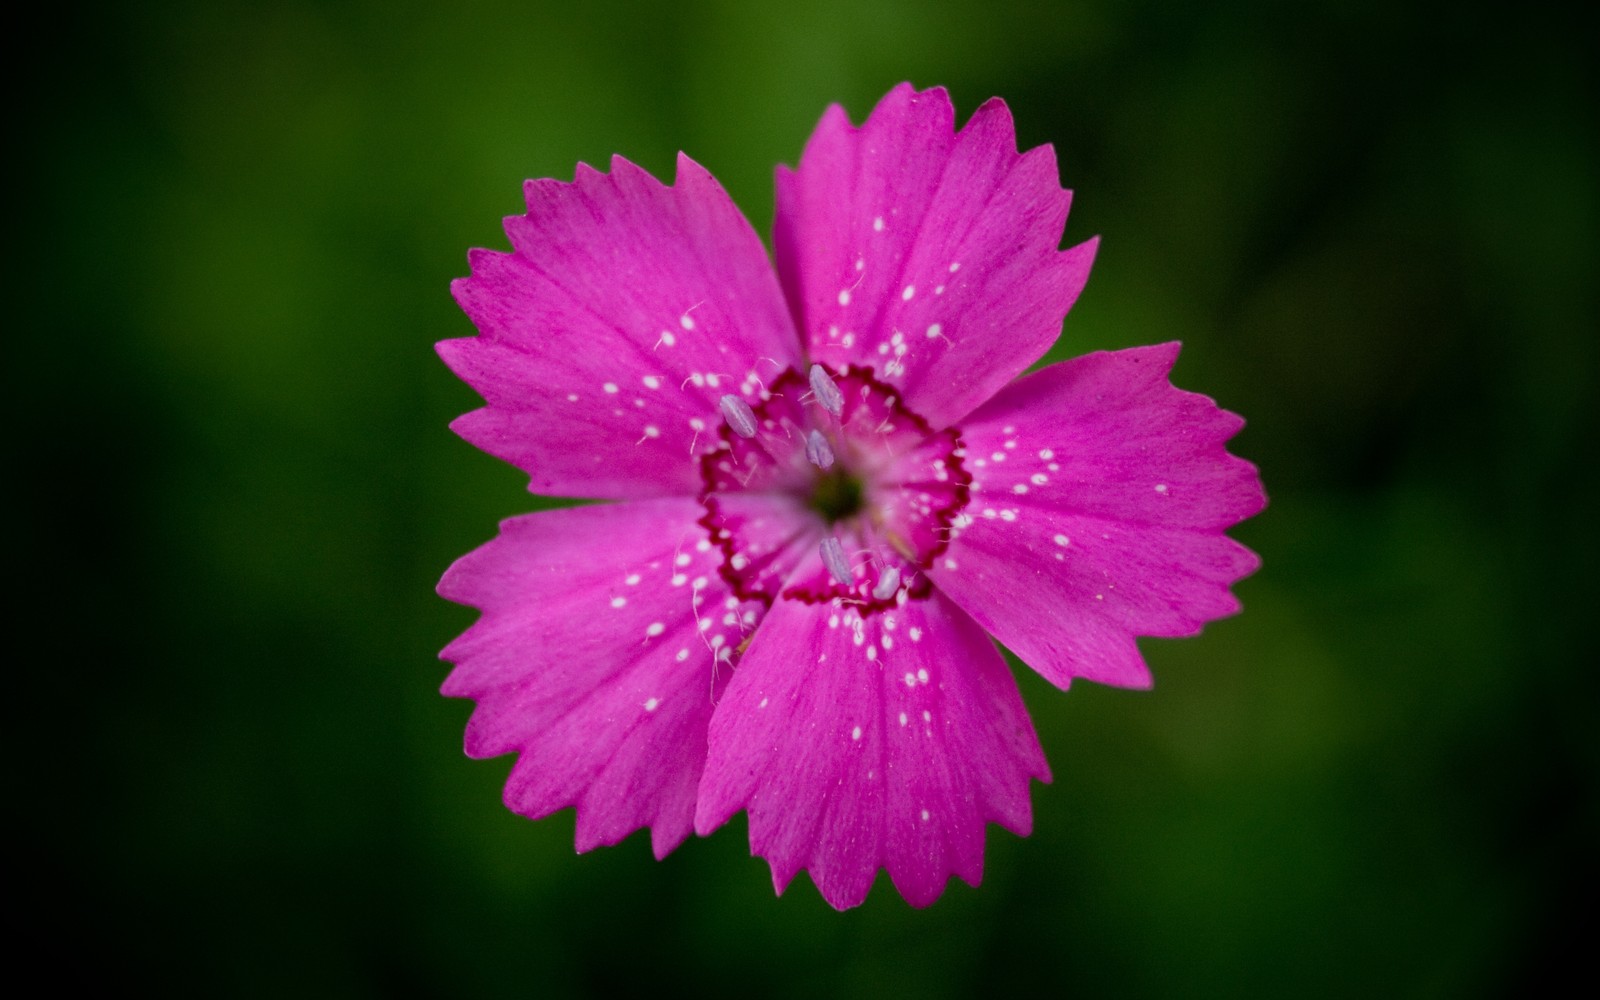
[438,84,1265,909]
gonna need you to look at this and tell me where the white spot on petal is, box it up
[646,621,664,637]
[644,697,660,712]
[610,596,626,608]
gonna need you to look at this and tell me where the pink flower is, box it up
[438,84,1265,910]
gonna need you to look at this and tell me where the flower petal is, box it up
[700,491,823,604]
[930,343,1266,690]
[695,586,1048,910]
[774,82,1097,428]
[439,499,763,858]
[444,154,802,499]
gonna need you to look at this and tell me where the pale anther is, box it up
[809,364,844,417]
[805,429,835,469]
[872,566,901,600]
[719,394,758,438]
[820,536,853,586]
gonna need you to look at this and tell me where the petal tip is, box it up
[650,825,689,861]
[692,795,733,839]
[964,94,1018,144]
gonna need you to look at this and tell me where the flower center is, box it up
[697,364,970,613]
[808,467,864,523]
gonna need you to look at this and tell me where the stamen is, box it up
[805,429,835,469]
[719,394,758,438]
[820,536,853,586]
[809,364,843,417]
[871,566,901,600]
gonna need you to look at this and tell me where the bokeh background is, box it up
[19,0,1595,995]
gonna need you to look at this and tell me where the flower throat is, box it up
[696,363,973,613]
[808,466,864,523]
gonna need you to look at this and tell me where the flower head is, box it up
[438,84,1265,909]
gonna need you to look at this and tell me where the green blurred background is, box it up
[19,0,1595,995]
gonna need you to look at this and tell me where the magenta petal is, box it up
[774,83,1097,428]
[695,587,1049,910]
[930,343,1266,690]
[438,499,764,859]
[444,154,802,499]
